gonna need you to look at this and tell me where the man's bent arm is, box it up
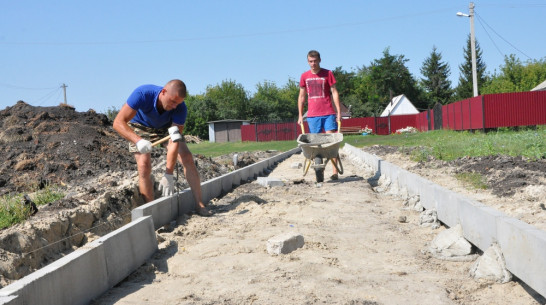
[113,104,140,144]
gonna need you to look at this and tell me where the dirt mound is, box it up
[0,101,136,195]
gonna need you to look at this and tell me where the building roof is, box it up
[380,94,419,117]
[207,119,250,124]
[531,80,546,91]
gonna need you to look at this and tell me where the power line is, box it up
[475,14,505,58]
[0,82,57,90]
[33,87,62,106]
[475,11,532,60]
[0,8,460,46]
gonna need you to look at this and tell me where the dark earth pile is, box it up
[0,101,135,195]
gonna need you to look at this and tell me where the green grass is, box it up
[0,193,29,230]
[188,140,298,157]
[342,127,545,161]
[455,172,488,190]
[189,126,545,162]
[0,185,65,230]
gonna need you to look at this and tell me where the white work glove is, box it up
[158,173,174,197]
[136,139,152,154]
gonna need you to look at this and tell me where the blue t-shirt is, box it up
[127,84,187,129]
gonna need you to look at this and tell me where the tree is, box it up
[454,34,487,100]
[351,48,424,116]
[248,79,299,122]
[332,66,356,102]
[277,78,300,120]
[249,81,282,122]
[204,80,249,120]
[420,46,453,106]
[481,55,546,94]
[184,94,217,139]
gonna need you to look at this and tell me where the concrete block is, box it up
[290,162,302,169]
[382,161,400,184]
[253,159,269,177]
[201,177,221,202]
[416,180,438,210]
[132,196,178,230]
[0,216,157,305]
[267,233,304,255]
[177,189,196,215]
[256,177,284,187]
[0,295,17,304]
[497,218,546,298]
[0,240,108,305]
[435,187,460,227]
[403,172,430,198]
[97,216,157,288]
[239,166,252,182]
[459,201,507,250]
[230,168,243,187]
[221,173,234,193]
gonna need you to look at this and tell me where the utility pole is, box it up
[469,2,478,97]
[61,83,68,104]
[457,2,478,97]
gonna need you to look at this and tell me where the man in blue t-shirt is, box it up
[114,79,211,216]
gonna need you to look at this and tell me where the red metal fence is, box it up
[240,91,546,142]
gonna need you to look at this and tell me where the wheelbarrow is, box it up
[297,123,344,183]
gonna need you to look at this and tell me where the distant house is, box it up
[380,94,419,117]
[208,120,250,143]
[531,80,546,91]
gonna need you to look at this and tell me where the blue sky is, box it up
[1,1,544,113]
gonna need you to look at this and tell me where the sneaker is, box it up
[330,174,339,181]
[196,206,212,217]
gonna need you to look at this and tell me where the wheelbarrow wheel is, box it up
[314,156,324,183]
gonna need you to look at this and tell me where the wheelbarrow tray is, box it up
[297,133,343,160]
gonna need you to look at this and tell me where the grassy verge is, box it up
[342,127,545,162]
[188,140,298,157]
[0,185,64,230]
[189,127,545,162]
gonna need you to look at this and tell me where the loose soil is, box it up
[0,102,544,304]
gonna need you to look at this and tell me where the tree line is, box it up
[107,35,546,139]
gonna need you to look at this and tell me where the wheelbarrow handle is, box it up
[300,123,305,134]
[337,120,341,133]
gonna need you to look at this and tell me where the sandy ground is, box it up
[91,150,544,305]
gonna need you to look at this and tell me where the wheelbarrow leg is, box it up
[302,158,311,176]
[329,154,344,175]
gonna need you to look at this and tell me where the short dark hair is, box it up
[307,50,321,60]
[166,79,187,98]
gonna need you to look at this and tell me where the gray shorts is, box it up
[127,123,170,153]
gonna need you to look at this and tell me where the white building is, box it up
[380,94,419,117]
